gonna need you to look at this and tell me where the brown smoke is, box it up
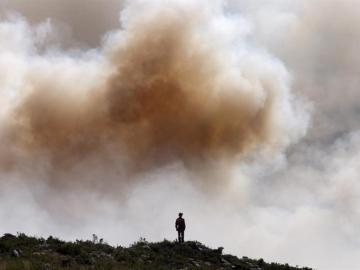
[2,0,305,180]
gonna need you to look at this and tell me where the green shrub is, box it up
[57,242,82,256]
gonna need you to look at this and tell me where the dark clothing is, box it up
[175,217,186,243]
[175,217,186,231]
[178,230,184,243]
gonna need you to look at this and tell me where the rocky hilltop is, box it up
[0,233,312,270]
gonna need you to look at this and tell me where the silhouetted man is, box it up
[175,212,186,243]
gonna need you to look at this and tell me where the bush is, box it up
[57,242,82,256]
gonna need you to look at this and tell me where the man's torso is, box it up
[176,217,185,231]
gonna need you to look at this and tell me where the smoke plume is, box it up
[1,0,306,179]
[1,1,359,270]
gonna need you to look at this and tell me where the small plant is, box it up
[92,234,98,244]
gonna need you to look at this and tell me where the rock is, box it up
[189,258,201,267]
[142,244,152,250]
[33,252,47,256]
[195,242,205,251]
[221,258,231,266]
[11,249,20,258]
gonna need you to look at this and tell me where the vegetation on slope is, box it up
[0,233,312,270]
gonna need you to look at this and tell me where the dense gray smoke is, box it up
[0,0,123,47]
[0,1,359,270]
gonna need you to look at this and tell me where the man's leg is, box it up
[181,231,184,243]
[178,231,181,242]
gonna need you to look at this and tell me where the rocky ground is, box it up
[0,233,313,270]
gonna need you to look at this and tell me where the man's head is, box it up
[179,212,183,217]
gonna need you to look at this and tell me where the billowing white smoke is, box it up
[225,1,360,270]
[0,1,359,270]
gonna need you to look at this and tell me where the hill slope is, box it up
[0,233,312,270]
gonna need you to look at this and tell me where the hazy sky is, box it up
[0,1,359,270]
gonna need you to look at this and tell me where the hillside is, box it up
[0,233,312,270]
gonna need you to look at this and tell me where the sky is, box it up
[0,1,359,269]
